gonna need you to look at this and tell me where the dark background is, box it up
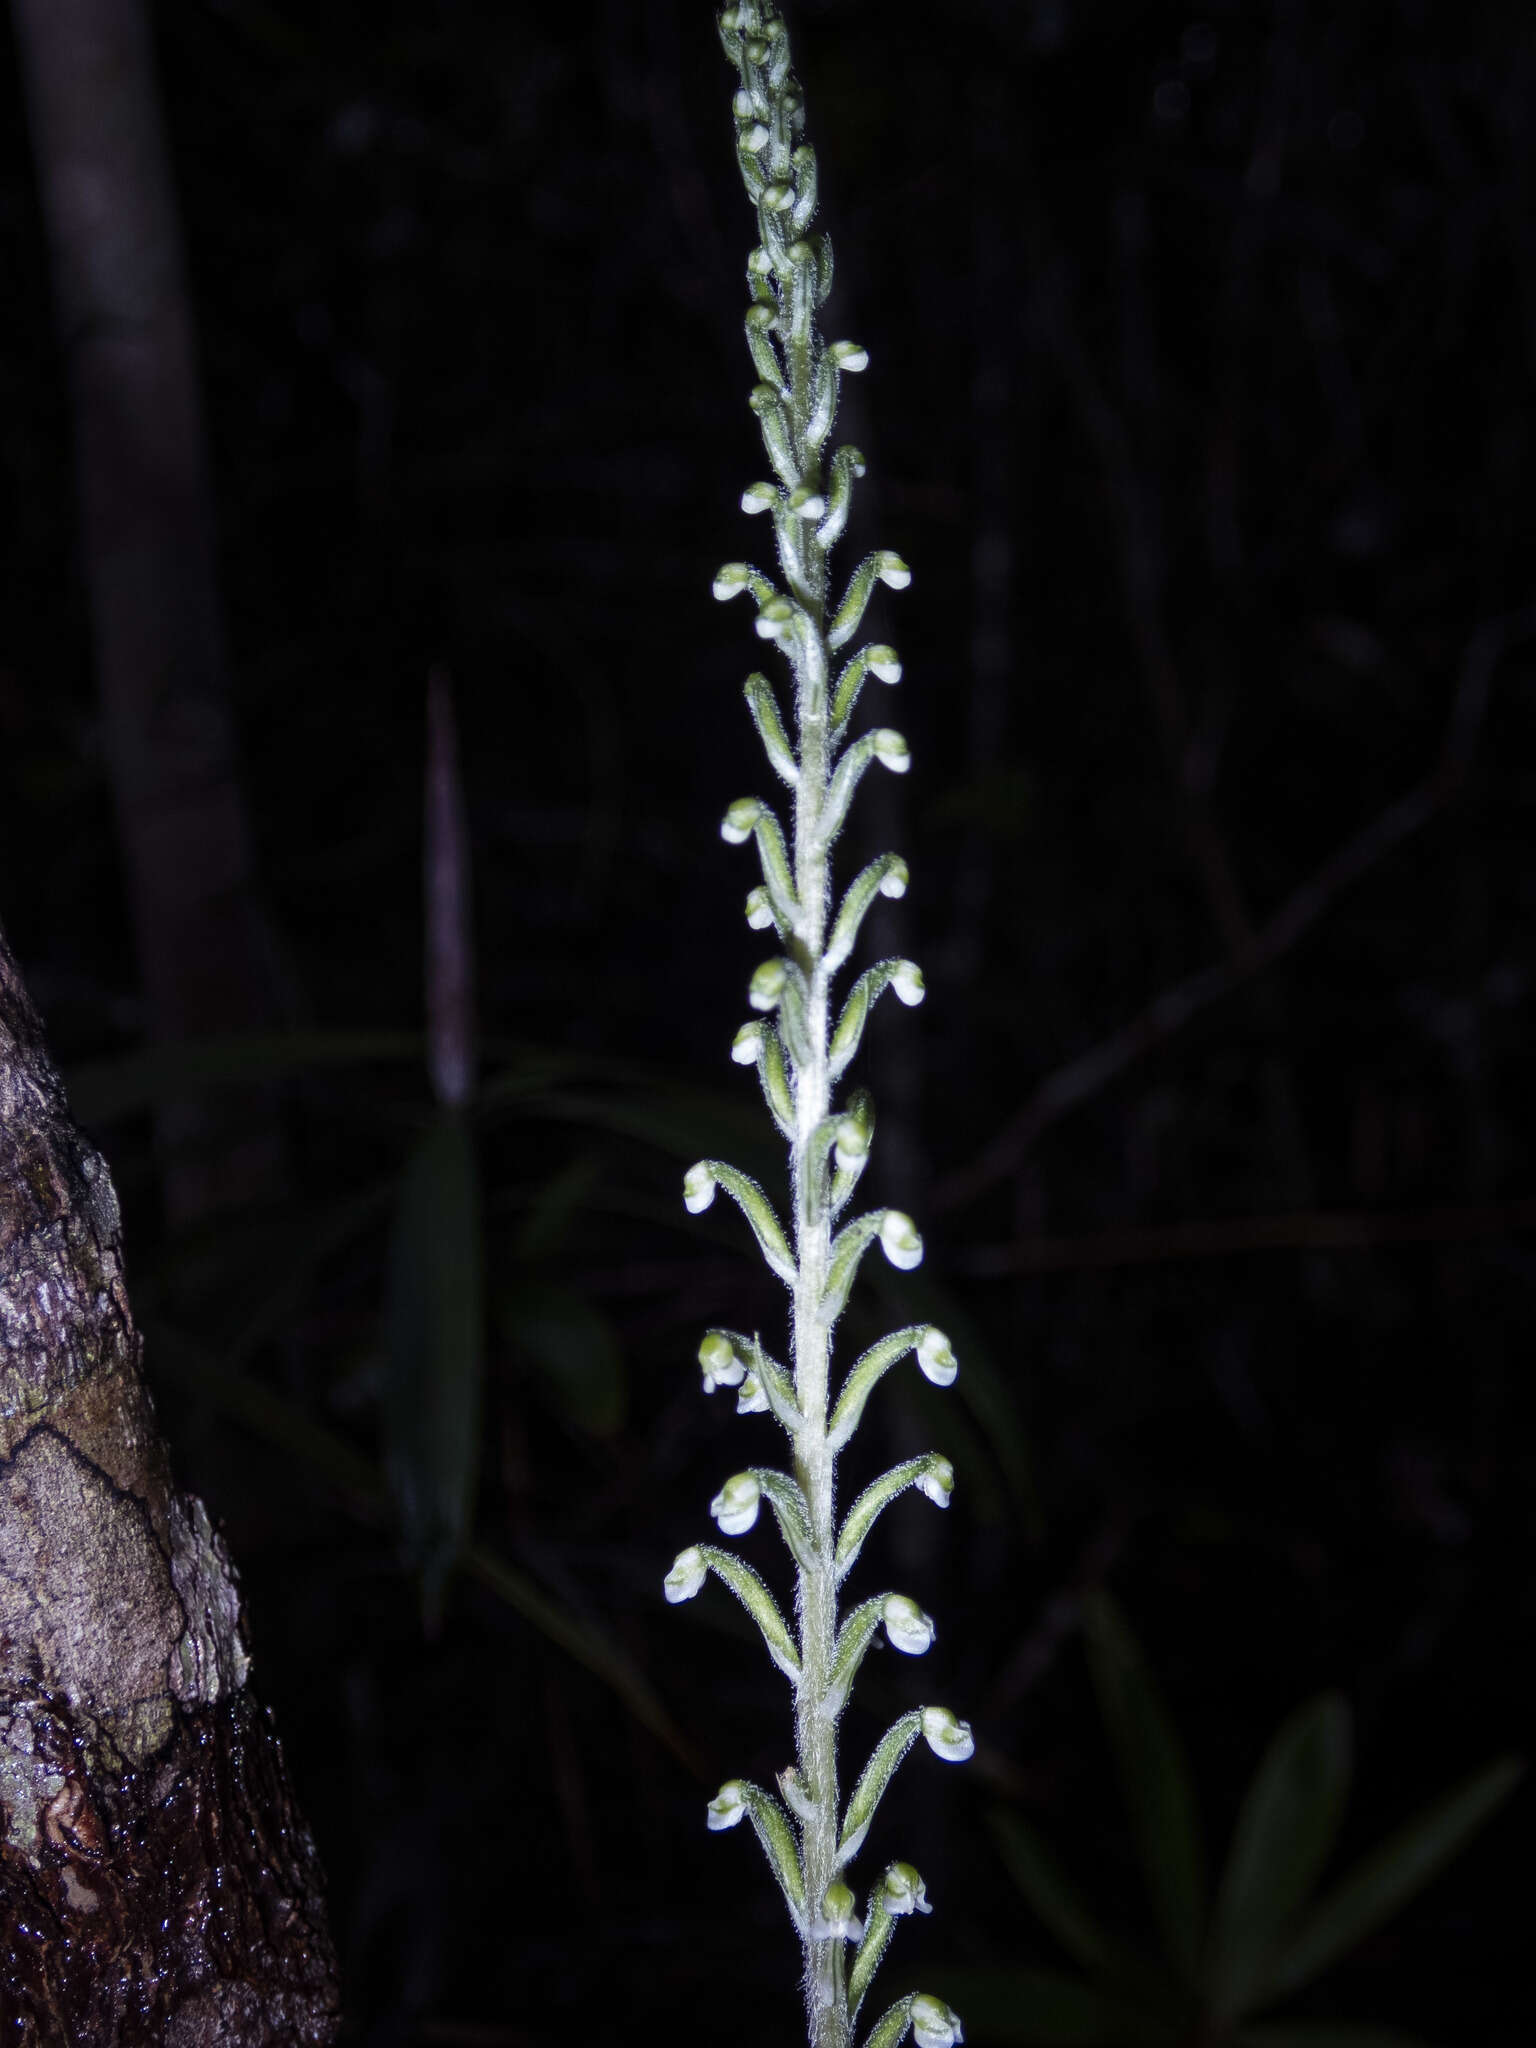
[1,1,1532,2041]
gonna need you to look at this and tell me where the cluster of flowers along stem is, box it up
[665,11,967,2048]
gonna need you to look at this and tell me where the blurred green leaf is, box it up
[1231,2027,1435,2047]
[502,1278,626,1437]
[926,1966,1179,2045]
[145,1322,699,1774]
[1258,1754,1523,2005]
[513,1154,602,1262]
[66,1029,424,1122]
[868,1263,1039,1537]
[1082,1592,1206,1984]
[1206,1694,1353,2020]
[384,1106,483,1624]
[988,1809,1117,1978]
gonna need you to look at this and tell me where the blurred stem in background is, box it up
[11,0,289,1222]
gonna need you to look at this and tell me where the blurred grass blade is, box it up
[869,1263,1039,1537]
[1082,1591,1206,1984]
[425,667,477,1108]
[1232,2027,1436,2047]
[66,1029,424,1123]
[925,1966,1180,2045]
[1259,1754,1523,2004]
[385,1107,483,1625]
[501,1279,626,1437]
[988,1809,1116,1977]
[145,1322,699,1773]
[1206,1693,1352,2019]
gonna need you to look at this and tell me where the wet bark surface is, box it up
[0,921,339,2044]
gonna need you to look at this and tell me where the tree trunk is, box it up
[10,0,287,1222]
[0,919,340,2042]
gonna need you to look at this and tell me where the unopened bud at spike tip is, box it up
[882,1593,937,1656]
[920,1706,974,1764]
[917,1327,957,1387]
[665,1546,708,1603]
[710,1471,762,1536]
[879,1209,924,1270]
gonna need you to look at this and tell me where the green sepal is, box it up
[749,380,797,481]
[789,143,818,232]
[860,1995,916,2048]
[828,1326,926,1450]
[748,805,801,929]
[829,961,906,1083]
[744,1781,809,1930]
[694,1542,802,1684]
[840,1712,924,1865]
[699,1159,797,1285]
[807,348,838,448]
[821,1209,885,1325]
[836,1455,950,1579]
[751,1466,816,1572]
[744,673,799,787]
[827,1594,886,1716]
[829,551,903,652]
[831,643,901,739]
[827,856,906,974]
[823,731,882,846]
[749,1331,804,1435]
[848,1885,897,2021]
[816,444,865,551]
[745,306,787,392]
[829,1091,875,1218]
[754,1020,796,1140]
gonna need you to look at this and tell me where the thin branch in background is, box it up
[935,609,1536,1215]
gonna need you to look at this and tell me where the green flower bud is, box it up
[722,795,764,844]
[700,1330,747,1392]
[707,1779,749,1831]
[912,1994,965,2048]
[828,339,869,372]
[732,1019,765,1065]
[917,1327,957,1386]
[920,1706,974,1764]
[882,1593,936,1656]
[711,1471,762,1535]
[915,1455,954,1507]
[683,1161,717,1214]
[882,1862,932,1916]
[749,958,789,1011]
[665,1546,708,1603]
[879,1209,924,1270]
[872,728,911,774]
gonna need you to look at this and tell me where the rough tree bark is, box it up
[10,0,287,1222]
[0,918,340,2042]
